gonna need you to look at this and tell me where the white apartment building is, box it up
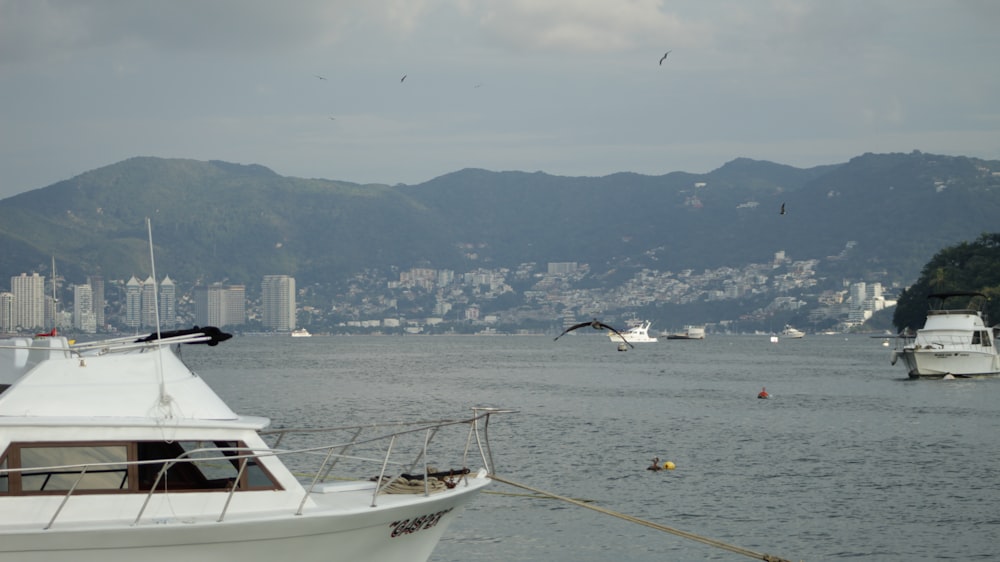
[10,273,45,330]
[261,275,296,331]
[73,283,97,333]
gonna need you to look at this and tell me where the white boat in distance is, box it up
[893,291,1000,378]
[781,325,805,339]
[0,327,505,562]
[608,320,658,343]
[666,325,706,340]
[290,328,312,337]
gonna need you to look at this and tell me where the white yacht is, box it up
[893,291,1000,378]
[290,328,312,337]
[780,325,805,339]
[0,327,503,562]
[608,320,658,343]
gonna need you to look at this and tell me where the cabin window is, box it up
[0,441,280,496]
[137,440,279,491]
[972,331,981,345]
[983,332,992,348]
[19,445,129,492]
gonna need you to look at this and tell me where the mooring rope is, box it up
[489,474,795,562]
[377,476,448,494]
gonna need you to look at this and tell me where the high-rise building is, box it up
[73,284,97,333]
[87,275,105,330]
[124,276,142,329]
[11,273,45,330]
[261,275,296,331]
[0,292,13,333]
[159,275,176,328]
[141,276,158,328]
[194,284,246,327]
[222,285,246,327]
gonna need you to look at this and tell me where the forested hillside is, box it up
[892,233,1000,331]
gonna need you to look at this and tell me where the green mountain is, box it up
[892,233,1000,331]
[1,152,998,303]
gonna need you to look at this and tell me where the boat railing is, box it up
[0,407,513,530]
[926,308,982,316]
[912,333,993,351]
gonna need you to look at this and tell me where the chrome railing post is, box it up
[297,446,338,516]
[218,456,248,522]
[371,435,396,508]
[45,466,88,530]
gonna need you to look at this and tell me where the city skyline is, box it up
[1,251,892,336]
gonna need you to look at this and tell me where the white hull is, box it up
[0,479,486,562]
[893,292,1000,378]
[609,321,658,343]
[899,348,1000,378]
[780,325,805,339]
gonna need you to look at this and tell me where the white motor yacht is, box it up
[893,291,1000,378]
[608,320,658,343]
[0,327,504,562]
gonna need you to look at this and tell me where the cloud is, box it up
[476,0,690,53]
[0,1,374,64]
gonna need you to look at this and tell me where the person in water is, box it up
[758,387,769,399]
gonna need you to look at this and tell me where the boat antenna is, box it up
[146,218,172,414]
[51,256,57,332]
[146,217,163,343]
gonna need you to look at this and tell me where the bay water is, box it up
[183,334,999,561]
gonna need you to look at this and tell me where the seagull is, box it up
[780,202,786,215]
[400,74,407,83]
[314,75,327,80]
[659,51,671,65]
[554,318,634,348]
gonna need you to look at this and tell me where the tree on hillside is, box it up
[893,233,1000,331]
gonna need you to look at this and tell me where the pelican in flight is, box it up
[659,51,671,65]
[780,202,786,215]
[554,319,634,348]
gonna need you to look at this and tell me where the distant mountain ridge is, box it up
[1,152,998,301]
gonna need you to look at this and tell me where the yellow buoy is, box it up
[663,461,676,470]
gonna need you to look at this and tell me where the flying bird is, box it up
[554,319,634,348]
[400,74,407,82]
[780,202,786,215]
[659,51,671,65]
[314,75,327,80]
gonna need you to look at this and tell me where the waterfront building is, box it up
[124,276,142,329]
[0,292,12,333]
[10,273,45,330]
[73,284,97,333]
[261,275,296,331]
[159,275,176,327]
[194,284,246,328]
[87,275,105,330]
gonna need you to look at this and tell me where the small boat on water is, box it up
[892,291,1000,378]
[0,327,504,561]
[666,325,706,340]
[290,328,312,337]
[780,325,805,339]
[608,320,658,343]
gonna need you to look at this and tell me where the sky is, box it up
[1,0,999,198]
